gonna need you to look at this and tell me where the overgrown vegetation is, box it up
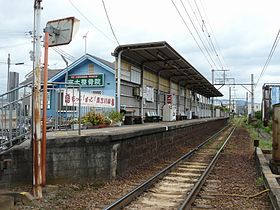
[81,110,124,127]
[240,114,272,150]
[107,110,124,123]
[256,175,264,187]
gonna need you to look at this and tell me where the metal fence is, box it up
[0,84,32,151]
[0,82,114,152]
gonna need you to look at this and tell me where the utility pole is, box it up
[33,0,43,199]
[251,74,254,117]
[229,86,231,115]
[7,54,10,93]
[246,92,248,116]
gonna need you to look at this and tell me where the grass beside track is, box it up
[231,116,272,150]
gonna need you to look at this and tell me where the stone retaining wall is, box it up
[0,118,228,186]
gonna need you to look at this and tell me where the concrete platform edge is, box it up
[255,147,280,210]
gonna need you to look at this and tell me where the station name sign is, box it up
[68,74,104,87]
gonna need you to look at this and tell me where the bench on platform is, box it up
[177,112,188,120]
[123,109,143,125]
[124,115,142,125]
[145,111,161,122]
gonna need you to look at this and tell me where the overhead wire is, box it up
[101,0,120,46]
[256,29,280,86]
[68,0,117,44]
[198,0,227,69]
[179,0,218,69]
[51,47,76,62]
[186,0,214,57]
[190,0,224,69]
[170,0,214,69]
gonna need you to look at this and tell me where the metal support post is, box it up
[117,51,123,112]
[41,31,49,187]
[140,65,144,120]
[211,69,214,117]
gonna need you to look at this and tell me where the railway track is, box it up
[104,124,236,210]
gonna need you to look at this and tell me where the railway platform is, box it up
[0,117,227,187]
[256,148,280,209]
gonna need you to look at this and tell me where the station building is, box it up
[113,41,223,121]
[21,54,116,119]
[21,41,222,122]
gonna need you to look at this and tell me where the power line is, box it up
[198,0,227,69]
[179,0,218,69]
[170,0,214,68]
[191,0,224,69]
[51,47,76,62]
[101,0,120,46]
[256,29,280,86]
[68,0,117,44]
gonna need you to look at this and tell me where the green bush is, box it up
[255,111,262,120]
[108,111,124,123]
[82,111,106,126]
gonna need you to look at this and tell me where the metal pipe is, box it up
[157,71,160,115]
[78,85,81,135]
[140,65,144,119]
[41,31,49,187]
[211,69,214,118]
[117,50,123,112]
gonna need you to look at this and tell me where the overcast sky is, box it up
[0,0,279,103]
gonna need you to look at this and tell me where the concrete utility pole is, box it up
[7,54,10,93]
[251,74,254,117]
[229,86,231,113]
[246,92,248,116]
[33,0,43,199]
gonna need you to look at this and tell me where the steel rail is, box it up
[179,125,237,210]
[104,123,231,210]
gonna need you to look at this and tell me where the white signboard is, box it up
[63,90,115,108]
[144,86,154,102]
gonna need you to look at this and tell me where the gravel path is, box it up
[196,126,272,209]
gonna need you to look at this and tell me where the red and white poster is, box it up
[63,90,115,108]
[166,94,173,104]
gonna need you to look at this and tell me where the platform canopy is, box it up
[113,41,223,98]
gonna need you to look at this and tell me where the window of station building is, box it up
[92,90,103,95]
[179,86,185,97]
[88,63,94,74]
[40,92,51,109]
[130,66,141,84]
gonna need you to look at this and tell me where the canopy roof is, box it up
[113,41,222,98]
